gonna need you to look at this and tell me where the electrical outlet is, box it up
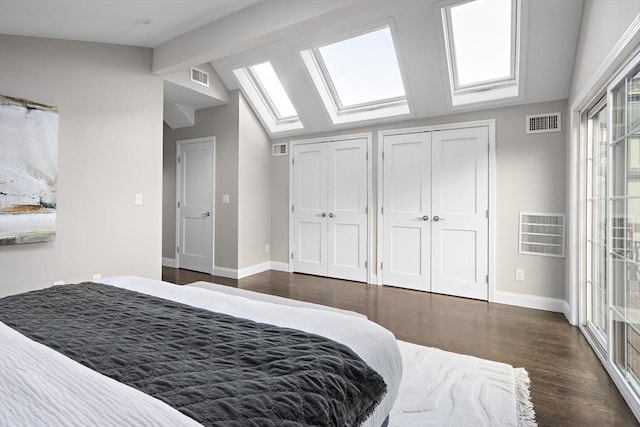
[515,268,525,281]
[265,244,270,253]
[53,280,65,286]
[92,273,102,281]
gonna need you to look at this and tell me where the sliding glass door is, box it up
[583,53,640,404]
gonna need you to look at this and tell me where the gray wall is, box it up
[163,92,240,269]
[238,94,272,269]
[569,0,640,103]
[272,99,568,300]
[0,35,164,297]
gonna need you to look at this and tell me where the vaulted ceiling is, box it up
[0,0,584,138]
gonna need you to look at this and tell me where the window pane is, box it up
[317,27,406,108]
[449,0,513,87]
[249,62,297,119]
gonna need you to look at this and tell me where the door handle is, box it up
[329,213,335,218]
[201,212,211,217]
[433,216,445,221]
[417,215,429,221]
[321,212,327,217]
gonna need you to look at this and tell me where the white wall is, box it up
[272,99,568,300]
[238,94,271,269]
[0,35,164,297]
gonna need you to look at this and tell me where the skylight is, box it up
[316,27,406,109]
[233,61,303,134]
[248,62,297,120]
[301,25,410,125]
[442,0,521,106]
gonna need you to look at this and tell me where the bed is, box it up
[0,275,402,426]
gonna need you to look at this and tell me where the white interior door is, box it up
[382,132,431,290]
[177,137,214,274]
[430,127,489,299]
[327,139,368,282]
[292,143,328,276]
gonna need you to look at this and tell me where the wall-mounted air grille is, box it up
[190,67,209,87]
[526,112,561,134]
[272,143,288,156]
[519,212,565,257]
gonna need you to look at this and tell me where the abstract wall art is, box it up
[0,95,59,245]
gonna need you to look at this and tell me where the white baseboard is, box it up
[214,261,272,280]
[162,257,176,268]
[493,291,565,313]
[563,300,576,325]
[270,262,289,272]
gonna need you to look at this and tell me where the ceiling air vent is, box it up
[525,112,561,134]
[519,212,565,258]
[190,67,209,87]
[272,143,288,156]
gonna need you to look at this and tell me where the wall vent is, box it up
[519,212,565,257]
[272,143,288,156]
[190,67,209,87]
[525,112,561,134]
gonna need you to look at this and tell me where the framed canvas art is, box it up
[0,95,59,245]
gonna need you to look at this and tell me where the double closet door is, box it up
[291,138,368,282]
[381,127,489,300]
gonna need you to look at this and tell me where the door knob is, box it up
[201,212,211,217]
[321,212,327,217]
[329,213,334,218]
[416,215,429,221]
[433,215,445,221]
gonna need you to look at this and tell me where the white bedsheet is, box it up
[102,275,402,427]
[0,275,402,426]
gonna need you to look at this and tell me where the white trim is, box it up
[175,136,216,275]
[568,14,640,327]
[213,262,272,280]
[270,262,290,272]
[162,257,176,268]
[493,291,565,313]
[288,132,373,283]
[563,300,572,324]
[377,119,497,301]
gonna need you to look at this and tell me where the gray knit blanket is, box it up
[0,283,386,426]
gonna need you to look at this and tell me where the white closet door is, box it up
[327,139,368,282]
[430,127,489,299]
[292,143,328,276]
[382,132,431,290]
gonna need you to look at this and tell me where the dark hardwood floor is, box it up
[162,267,639,426]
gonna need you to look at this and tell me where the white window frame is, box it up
[437,0,526,107]
[233,63,303,134]
[300,23,411,125]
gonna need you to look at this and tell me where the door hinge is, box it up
[381,206,384,215]
[292,157,295,165]
[486,275,489,284]
[486,209,489,218]
[366,152,368,161]
[178,156,181,164]
[382,151,385,160]
[380,262,383,270]
[176,246,180,253]
[488,145,490,153]
[291,205,294,212]
[177,201,180,208]
[365,261,368,268]
[291,252,294,260]
[365,206,368,214]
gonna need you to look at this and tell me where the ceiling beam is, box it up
[152,0,359,75]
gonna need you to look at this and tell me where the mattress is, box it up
[1,275,402,426]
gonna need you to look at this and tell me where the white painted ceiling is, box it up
[0,0,584,138]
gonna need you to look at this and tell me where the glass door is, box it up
[585,99,608,350]
[610,60,640,391]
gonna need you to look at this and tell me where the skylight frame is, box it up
[300,23,411,125]
[233,61,303,134]
[245,62,298,123]
[442,0,520,94]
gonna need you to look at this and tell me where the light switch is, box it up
[135,193,143,205]
[222,194,230,204]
